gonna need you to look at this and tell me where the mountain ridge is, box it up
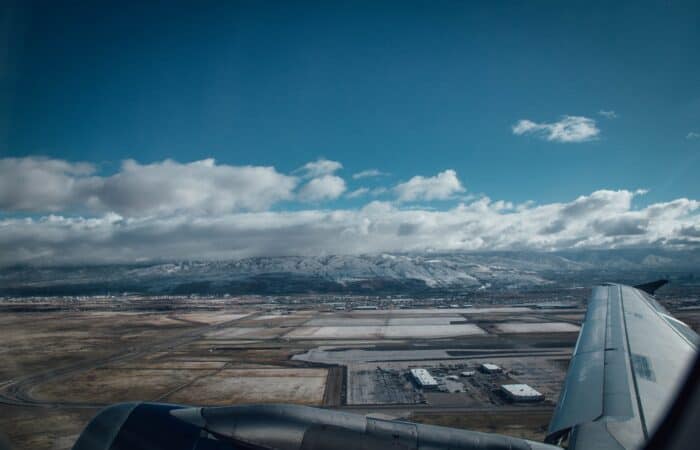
[2,250,698,296]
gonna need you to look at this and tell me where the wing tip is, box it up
[634,279,669,295]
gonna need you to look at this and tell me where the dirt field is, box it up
[166,368,328,405]
[32,368,219,404]
[0,407,97,450]
[411,407,554,441]
[2,297,694,450]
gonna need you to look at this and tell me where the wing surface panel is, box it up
[619,285,696,436]
[547,284,698,450]
[547,286,607,438]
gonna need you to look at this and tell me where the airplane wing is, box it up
[72,402,559,450]
[72,283,697,450]
[546,283,698,449]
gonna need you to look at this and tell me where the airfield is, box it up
[1,292,698,450]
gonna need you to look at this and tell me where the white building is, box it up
[500,384,544,402]
[480,363,501,373]
[410,368,438,388]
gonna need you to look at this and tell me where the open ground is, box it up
[1,292,698,450]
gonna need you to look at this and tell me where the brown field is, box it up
[410,408,554,441]
[3,297,692,450]
[166,368,328,405]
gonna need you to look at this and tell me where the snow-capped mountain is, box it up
[1,250,698,296]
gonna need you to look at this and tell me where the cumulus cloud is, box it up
[560,189,638,219]
[394,170,465,202]
[298,175,346,202]
[346,187,370,199]
[353,169,387,179]
[0,157,297,215]
[0,157,97,212]
[297,158,343,178]
[2,157,699,266]
[598,110,618,119]
[512,116,600,143]
[687,132,700,140]
[1,189,698,266]
[593,216,648,236]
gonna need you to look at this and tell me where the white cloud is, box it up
[394,170,465,202]
[2,157,699,266]
[353,169,387,179]
[2,189,698,266]
[298,175,347,202]
[0,157,297,216]
[687,132,700,140]
[297,158,343,178]
[0,157,97,212]
[346,187,370,199]
[598,110,618,119]
[512,116,600,143]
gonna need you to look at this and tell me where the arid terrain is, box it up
[1,289,698,449]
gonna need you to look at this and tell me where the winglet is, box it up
[634,279,668,295]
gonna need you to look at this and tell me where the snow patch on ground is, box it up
[495,322,580,333]
[285,324,486,339]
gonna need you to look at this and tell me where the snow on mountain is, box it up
[1,250,698,295]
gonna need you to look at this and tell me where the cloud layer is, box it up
[1,191,698,266]
[1,157,699,266]
[513,116,600,143]
[0,157,297,215]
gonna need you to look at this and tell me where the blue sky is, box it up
[4,0,699,204]
[1,1,699,264]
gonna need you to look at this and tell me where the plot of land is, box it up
[388,317,462,325]
[347,367,417,405]
[305,317,387,326]
[165,368,328,405]
[205,327,285,339]
[494,322,580,333]
[32,368,215,404]
[174,312,250,324]
[286,324,486,339]
[294,347,451,364]
[307,316,466,326]
[384,324,486,338]
[353,307,532,315]
[253,313,300,320]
